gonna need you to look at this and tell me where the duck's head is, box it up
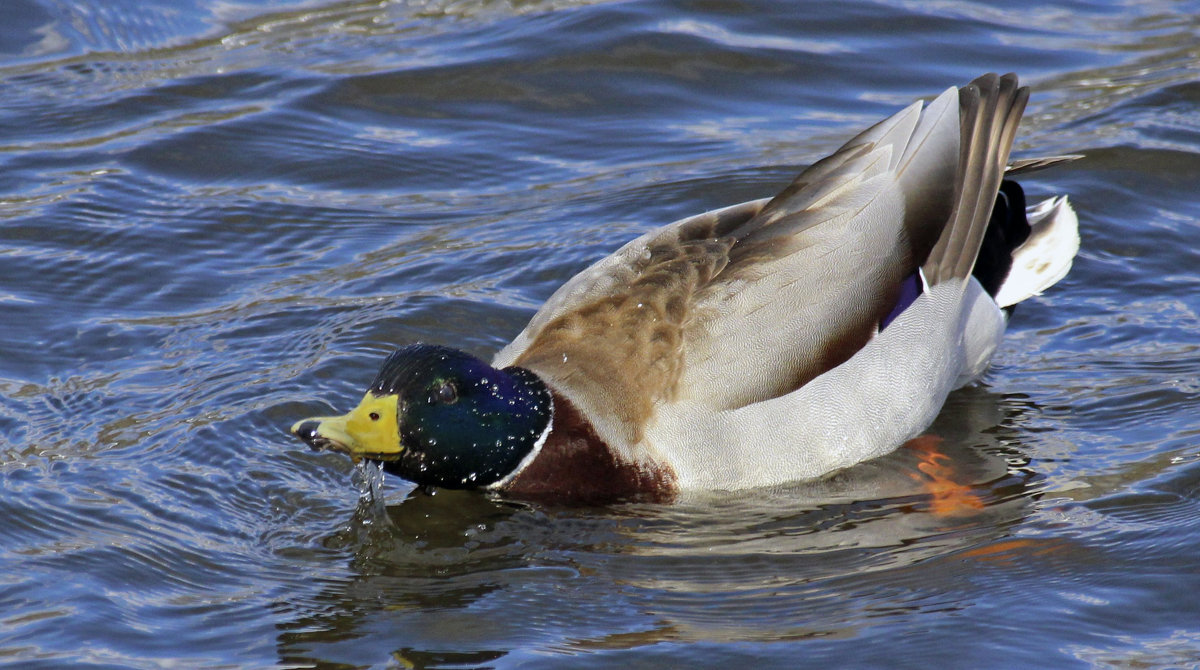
[291,344,553,489]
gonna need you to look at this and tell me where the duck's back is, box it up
[494,74,1070,490]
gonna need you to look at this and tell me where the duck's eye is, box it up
[369,412,380,421]
[435,381,458,405]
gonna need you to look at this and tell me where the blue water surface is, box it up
[2,0,1200,667]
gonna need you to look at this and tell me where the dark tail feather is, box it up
[922,73,1028,287]
[972,179,1030,298]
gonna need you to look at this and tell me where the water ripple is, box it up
[3,0,1200,666]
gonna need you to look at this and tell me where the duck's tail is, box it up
[990,191,1080,308]
[968,150,1082,308]
[916,74,1080,312]
[921,73,1028,288]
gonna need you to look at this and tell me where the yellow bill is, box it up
[291,392,403,460]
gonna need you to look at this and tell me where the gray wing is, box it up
[680,73,1029,410]
[493,74,1028,446]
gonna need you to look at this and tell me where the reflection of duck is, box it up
[275,487,527,667]
[277,408,1042,665]
[279,381,1045,665]
[292,73,1079,501]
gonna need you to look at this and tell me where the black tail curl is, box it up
[972,179,1031,300]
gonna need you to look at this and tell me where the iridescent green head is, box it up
[292,344,553,489]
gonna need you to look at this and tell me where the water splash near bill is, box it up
[351,460,392,528]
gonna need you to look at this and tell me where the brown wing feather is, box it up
[509,204,753,446]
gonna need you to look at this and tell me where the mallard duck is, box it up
[292,73,1079,501]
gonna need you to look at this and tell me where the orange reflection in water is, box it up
[904,435,986,517]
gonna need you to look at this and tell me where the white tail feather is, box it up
[993,196,1079,308]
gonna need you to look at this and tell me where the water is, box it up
[2,0,1200,667]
